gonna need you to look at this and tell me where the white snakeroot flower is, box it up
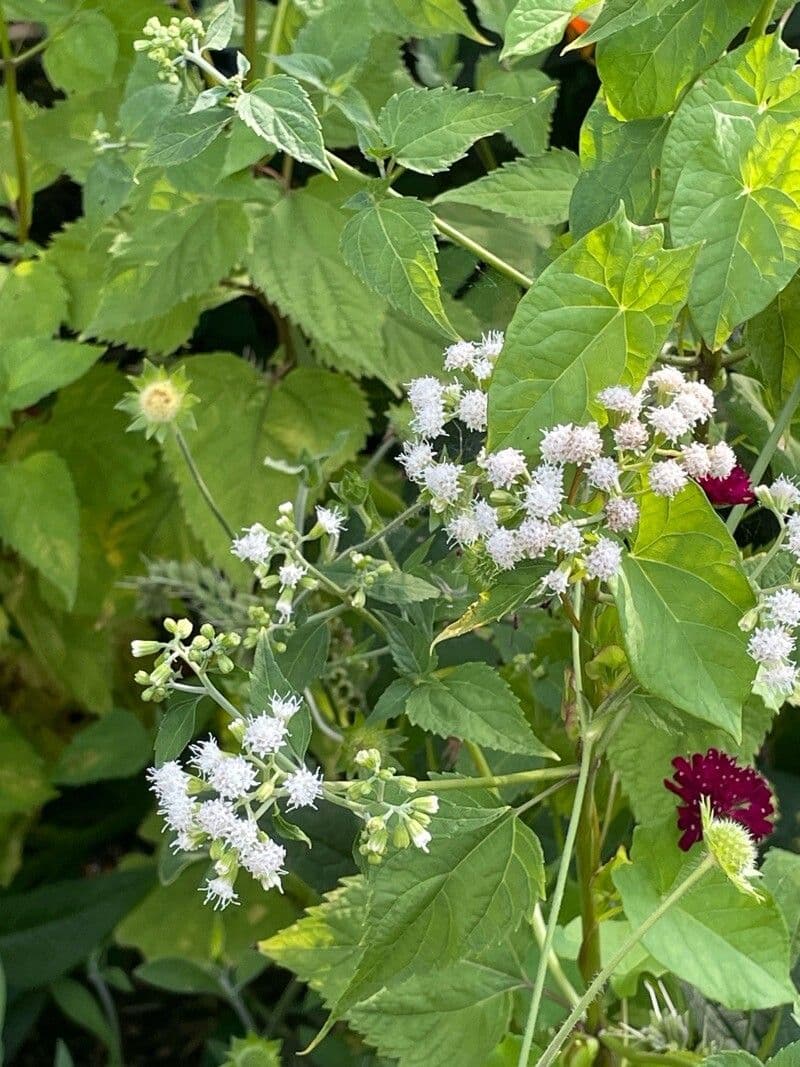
[540,424,573,465]
[231,523,271,564]
[444,339,477,370]
[648,367,686,395]
[278,562,306,589]
[284,766,324,810]
[203,876,239,910]
[769,475,800,514]
[399,440,435,482]
[585,537,623,581]
[477,330,504,358]
[241,838,286,883]
[748,626,795,665]
[517,518,553,558]
[148,760,190,800]
[224,816,260,854]
[650,460,688,498]
[411,399,446,439]
[423,461,463,510]
[707,442,736,480]
[765,588,800,628]
[681,442,712,480]
[473,499,499,536]
[787,514,800,559]
[613,419,649,453]
[190,737,224,776]
[649,403,691,442]
[605,496,639,533]
[209,755,257,801]
[446,509,481,547]
[315,505,346,537]
[407,376,444,409]
[757,661,798,699]
[458,389,488,431]
[271,692,302,720]
[567,423,604,465]
[147,762,197,832]
[551,522,582,556]
[196,798,238,840]
[597,386,641,416]
[243,714,288,757]
[471,356,494,381]
[486,528,520,570]
[544,568,570,595]
[524,464,564,519]
[587,457,619,492]
[675,381,714,425]
[482,447,527,489]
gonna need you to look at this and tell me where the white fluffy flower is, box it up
[224,815,260,854]
[278,562,306,589]
[231,523,271,564]
[765,588,800,629]
[551,522,582,556]
[423,461,463,510]
[476,330,504,358]
[473,499,499,536]
[486,528,520,570]
[585,537,623,581]
[648,367,686,395]
[408,377,446,438]
[769,475,800,514]
[284,766,324,810]
[706,442,736,480]
[148,761,197,831]
[649,460,688,497]
[605,496,639,533]
[524,465,564,519]
[407,376,444,409]
[540,424,573,465]
[243,714,288,757]
[517,518,553,558]
[446,509,481,546]
[203,876,239,910]
[399,440,435,482]
[544,568,570,595]
[412,400,446,439]
[587,457,619,492]
[788,514,800,559]
[613,419,649,453]
[482,447,527,489]
[315,505,346,536]
[471,356,494,381]
[241,838,286,888]
[748,626,795,665]
[757,661,798,699]
[189,737,223,777]
[443,339,477,370]
[675,381,714,424]
[458,389,488,431]
[597,386,641,416]
[648,403,690,442]
[209,755,257,801]
[269,688,302,719]
[681,442,712,480]
[567,424,604,465]
[196,798,238,840]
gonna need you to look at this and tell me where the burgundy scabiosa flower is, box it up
[664,748,774,851]
[698,465,755,507]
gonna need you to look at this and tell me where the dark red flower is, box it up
[698,465,755,506]
[664,748,774,851]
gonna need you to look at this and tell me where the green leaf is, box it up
[747,274,800,420]
[762,849,800,963]
[377,86,531,175]
[53,710,151,786]
[332,805,544,1016]
[50,978,114,1050]
[595,0,760,120]
[487,206,697,454]
[134,957,221,995]
[612,485,756,738]
[367,569,440,605]
[434,561,549,646]
[569,97,668,238]
[138,107,231,171]
[500,0,578,62]
[204,0,235,50]
[43,11,118,93]
[222,1035,282,1067]
[670,114,800,348]
[399,663,556,757]
[236,75,333,175]
[387,0,489,43]
[0,257,66,340]
[249,633,311,762]
[155,692,202,768]
[277,622,331,692]
[0,452,79,609]
[435,150,579,225]
[614,821,795,1010]
[341,194,454,337]
[0,338,101,428]
[479,61,557,157]
[0,713,53,816]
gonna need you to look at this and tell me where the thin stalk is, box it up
[192,669,243,720]
[518,587,592,1067]
[466,740,493,778]
[87,955,124,1067]
[217,971,257,1033]
[0,4,31,242]
[513,774,577,816]
[325,150,533,289]
[404,766,579,793]
[341,500,425,557]
[575,756,603,1030]
[301,558,388,637]
[174,428,234,540]
[531,904,581,1009]
[243,0,257,73]
[264,0,290,77]
[1,34,48,67]
[746,0,778,38]
[305,686,344,743]
[537,855,716,1067]
[727,374,800,533]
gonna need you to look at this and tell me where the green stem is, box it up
[325,150,533,289]
[402,767,580,793]
[341,500,424,558]
[0,4,31,243]
[531,905,581,1009]
[264,0,290,77]
[757,1006,784,1061]
[518,587,592,1067]
[746,0,778,38]
[243,0,257,74]
[300,558,388,637]
[87,955,124,1067]
[727,373,800,533]
[537,855,716,1067]
[466,740,493,778]
[174,428,235,540]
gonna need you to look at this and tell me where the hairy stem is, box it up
[174,428,235,540]
[538,855,716,1067]
[264,0,290,77]
[243,0,257,73]
[398,767,580,793]
[0,4,31,242]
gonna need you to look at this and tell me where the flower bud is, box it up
[410,794,439,815]
[131,639,162,658]
[700,798,762,899]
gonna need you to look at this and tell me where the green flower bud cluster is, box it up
[133,16,204,83]
[132,618,241,702]
[349,552,393,609]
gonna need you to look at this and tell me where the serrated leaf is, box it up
[0,338,101,428]
[0,257,66,340]
[378,86,531,175]
[204,0,235,50]
[487,206,697,455]
[434,561,549,646]
[671,114,800,348]
[341,194,455,336]
[0,452,79,609]
[138,108,231,171]
[388,0,489,43]
[436,150,578,224]
[53,709,151,786]
[500,0,578,62]
[236,76,333,175]
[762,849,800,963]
[43,10,118,93]
[155,691,202,767]
[277,622,331,691]
[612,485,756,738]
[480,61,557,157]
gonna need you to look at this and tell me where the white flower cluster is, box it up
[399,343,726,593]
[147,689,323,910]
[744,476,800,702]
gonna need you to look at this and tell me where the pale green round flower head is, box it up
[117,361,198,443]
[700,797,763,900]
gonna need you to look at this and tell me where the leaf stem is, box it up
[531,904,581,1009]
[243,0,258,73]
[0,3,31,243]
[746,0,779,38]
[414,767,579,792]
[537,855,716,1067]
[264,0,290,77]
[174,427,235,541]
[726,373,800,533]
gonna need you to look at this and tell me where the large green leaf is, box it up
[0,257,66,340]
[487,207,697,455]
[385,0,489,42]
[52,710,151,786]
[377,86,530,175]
[500,0,577,62]
[612,485,756,739]
[236,75,333,176]
[670,114,800,348]
[595,0,760,120]
[436,150,578,225]
[615,821,795,1010]
[0,339,101,428]
[0,713,53,816]
[747,275,800,420]
[762,849,800,963]
[138,108,232,171]
[0,452,79,609]
[43,10,118,93]
[340,194,454,336]
[479,60,557,157]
